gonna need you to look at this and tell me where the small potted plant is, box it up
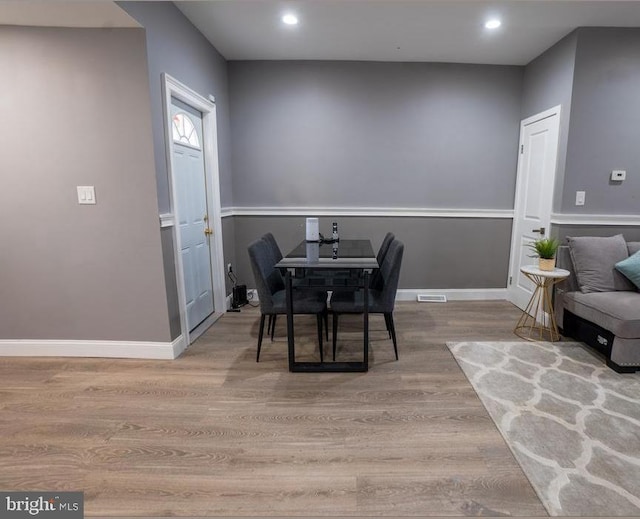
[526,238,560,271]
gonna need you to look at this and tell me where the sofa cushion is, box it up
[564,291,640,338]
[616,250,640,290]
[567,234,634,293]
[629,242,640,256]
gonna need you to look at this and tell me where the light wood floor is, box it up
[0,301,548,517]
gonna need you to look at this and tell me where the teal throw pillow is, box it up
[615,250,640,290]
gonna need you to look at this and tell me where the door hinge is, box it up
[509,276,513,285]
[520,144,524,154]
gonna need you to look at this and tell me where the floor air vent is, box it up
[417,294,447,303]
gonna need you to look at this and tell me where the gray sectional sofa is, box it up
[555,236,640,373]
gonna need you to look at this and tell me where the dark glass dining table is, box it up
[275,239,378,372]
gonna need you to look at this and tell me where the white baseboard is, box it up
[171,335,187,358]
[249,288,507,303]
[396,288,508,301]
[0,335,186,360]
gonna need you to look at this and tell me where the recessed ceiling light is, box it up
[282,13,299,26]
[485,18,501,30]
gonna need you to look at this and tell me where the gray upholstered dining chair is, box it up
[262,232,283,263]
[259,232,329,341]
[261,232,284,339]
[330,238,404,361]
[369,232,395,290]
[248,237,328,362]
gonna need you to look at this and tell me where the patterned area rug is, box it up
[447,340,640,516]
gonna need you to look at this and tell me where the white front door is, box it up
[171,99,214,331]
[508,106,561,311]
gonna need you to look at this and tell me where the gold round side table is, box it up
[514,265,570,342]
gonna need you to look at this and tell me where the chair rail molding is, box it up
[220,207,514,219]
[0,336,186,360]
[551,213,640,226]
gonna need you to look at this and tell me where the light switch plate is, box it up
[611,170,626,181]
[77,186,96,205]
[575,190,585,206]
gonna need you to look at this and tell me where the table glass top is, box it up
[276,239,378,269]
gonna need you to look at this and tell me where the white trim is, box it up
[396,289,508,301]
[249,288,506,302]
[520,104,561,127]
[551,213,640,226]
[218,207,639,225]
[159,213,175,228]
[0,336,186,360]
[171,334,188,358]
[162,73,226,346]
[188,311,224,342]
[219,207,514,219]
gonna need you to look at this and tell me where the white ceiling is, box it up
[175,0,640,65]
[0,1,140,28]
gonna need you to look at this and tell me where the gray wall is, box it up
[229,61,523,209]
[233,217,512,290]
[119,2,237,320]
[553,226,640,243]
[118,1,233,211]
[521,31,578,212]
[228,61,523,291]
[0,27,171,342]
[222,216,237,294]
[563,28,640,215]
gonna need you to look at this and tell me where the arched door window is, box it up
[172,112,201,149]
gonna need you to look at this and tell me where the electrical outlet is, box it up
[227,263,233,274]
[575,191,586,206]
[611,170,626,181]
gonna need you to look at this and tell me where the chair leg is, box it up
[332,313,339,361]
[257,314,266,362]
[316,314,324,363]
[386,312,399,360]
[270,314,277,341]
[384,313,391,338]
[324,308,329,341]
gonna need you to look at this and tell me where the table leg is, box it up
[514,273,563,342]
[543,279,561,342]
[363,270,369,370]
[285,270,295,371]
[286,267,369,373]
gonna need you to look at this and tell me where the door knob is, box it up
[532,227,546,235]
[204,228,213,236]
